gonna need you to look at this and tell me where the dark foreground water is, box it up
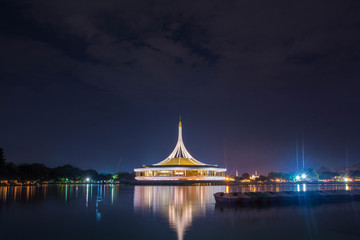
[1,184,360,240]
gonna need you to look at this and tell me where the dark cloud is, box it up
[1,0,360,173]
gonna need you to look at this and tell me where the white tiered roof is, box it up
[154,120,206,166]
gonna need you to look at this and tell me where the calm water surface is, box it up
[1,184,360,240]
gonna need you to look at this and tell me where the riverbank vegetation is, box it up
[0,148,134,185]
[228,166,360,183]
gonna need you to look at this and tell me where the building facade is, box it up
[134,120,226,181]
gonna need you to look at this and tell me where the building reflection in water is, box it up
[134,186,219,240]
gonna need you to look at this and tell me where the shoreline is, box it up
[1,181,359,187]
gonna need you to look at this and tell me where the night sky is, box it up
[1,0,360,174]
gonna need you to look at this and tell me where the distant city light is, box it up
[295,175,300,181]
[344,178,349,182]
[86,178,90,182]
[225,176,234,181]
[301,174,307,179]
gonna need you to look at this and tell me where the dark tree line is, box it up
[0,148,133,182]
[238,167,360,181]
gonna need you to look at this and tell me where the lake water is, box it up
[1,184,360,240]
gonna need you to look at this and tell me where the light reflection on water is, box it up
[0,184,359,240]
[134,186,223,240]
[132,184,359,240]
[1,183,356,204]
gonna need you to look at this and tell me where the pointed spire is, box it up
[154,119,206,166]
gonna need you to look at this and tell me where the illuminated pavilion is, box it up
[134,119,226,181]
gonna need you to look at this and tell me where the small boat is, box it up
[261,192,279,203]
[245,192,273,203]
[214,192,251,204]
[214,190,360,206]
[273,191,297,201]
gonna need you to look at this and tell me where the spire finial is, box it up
[179,115,182,127]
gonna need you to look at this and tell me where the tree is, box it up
[267,172,292,181]
[349,170,360,178]
[113,172,135,181]
[268,172,282,180]
[257,175,269,182]
[241,173,250,179]
[4,162,15,178]
[16,163,50,180]
[0,148,6,176]
[305,168,319,179]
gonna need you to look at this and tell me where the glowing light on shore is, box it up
[343,177,353,183]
